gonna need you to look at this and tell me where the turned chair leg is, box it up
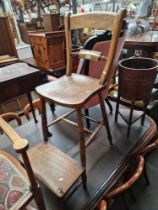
[105,98,113,114]
[49,102,56,114]
[128,188,137,202]
[121,192,129,210]
[76,108,87,189]
[84,109,90,129]
[40,97,52,142]
[34,186,46,210]
[115,95,120,122]
[127,100,135,138]
[143,162,150,186]
[98,92,112,145]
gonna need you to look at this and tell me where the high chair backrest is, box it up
[64,9,127,85]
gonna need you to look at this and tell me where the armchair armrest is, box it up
[0,116,28,152]
[141,138,158,156]
[107,155,144,199]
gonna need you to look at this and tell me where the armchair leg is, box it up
[33,185,46,210]
[143,163,150,186]
[76,108,87,189]
[128,188,136,202]
[98,92,112,145]
[121,192,129,210]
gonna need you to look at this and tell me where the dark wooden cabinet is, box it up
[29,31,65,71]
[0,16,18,65]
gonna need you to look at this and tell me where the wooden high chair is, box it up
[36,9,127,187]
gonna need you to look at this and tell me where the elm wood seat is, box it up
[23,103,85,200]
[37,73,104,107]
[0,117,46,210]
[26,144,83,198]
[36,10,127,188]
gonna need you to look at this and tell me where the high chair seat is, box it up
[36,73,104,108]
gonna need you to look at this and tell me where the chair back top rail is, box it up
[0,116,28,152]
[70,12,117,31]
[64,9,127,85]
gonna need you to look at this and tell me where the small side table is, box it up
[0,62,44,122]
[124,31,158,57]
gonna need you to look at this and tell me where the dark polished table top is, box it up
[0,62,39,84]
[125,31,158,50]
[0,62,43,103]
[0,105,156,210]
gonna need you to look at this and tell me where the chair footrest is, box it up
[26,144,83,198]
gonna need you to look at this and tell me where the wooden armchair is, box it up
[0,116,46,210]
[35,9,127,187]
[105,155,144,209]
[0,116,84,209]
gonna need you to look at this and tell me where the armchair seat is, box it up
[36,74,104,108]
[0,151,32,210]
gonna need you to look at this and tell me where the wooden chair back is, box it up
[64,10,127,85]
[79,36,125,109]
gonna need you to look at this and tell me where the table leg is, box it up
[27,92,38,123]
